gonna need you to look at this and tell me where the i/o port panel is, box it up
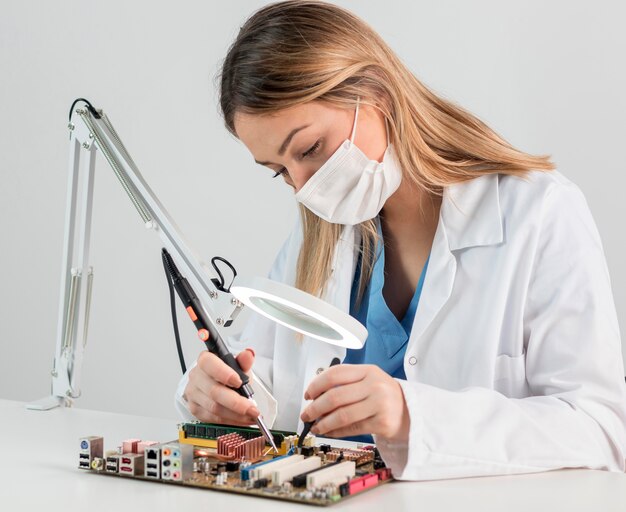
[119,453,144,477]
[144,444,162,479]
[78,436,103,470]
[160,442,193,482]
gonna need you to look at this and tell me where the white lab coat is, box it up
[175,169,626,480]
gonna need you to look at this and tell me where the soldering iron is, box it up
[161,247,278,453]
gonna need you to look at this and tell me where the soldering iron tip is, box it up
[256,415,278,454]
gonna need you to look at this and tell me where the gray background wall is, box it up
[1,0,624,420]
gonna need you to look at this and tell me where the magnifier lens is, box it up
[249,296,343,341]
[230,276,367,349]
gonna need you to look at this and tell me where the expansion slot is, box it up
[272,456,321,485]
[305,461,356,490]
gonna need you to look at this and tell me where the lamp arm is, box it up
[27,100,243,410]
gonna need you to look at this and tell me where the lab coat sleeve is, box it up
[174,219,300,426]
[374,179,626,480]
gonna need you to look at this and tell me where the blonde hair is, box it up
[218,0,555,306]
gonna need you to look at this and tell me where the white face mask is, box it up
[294,97,402,225]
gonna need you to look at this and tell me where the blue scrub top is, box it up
[339,217,430,443]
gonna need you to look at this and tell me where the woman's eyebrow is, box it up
[254,124,311,165]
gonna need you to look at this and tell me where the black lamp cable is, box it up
[162,251,187,374]
[68,98,101,121]
[210,256,237,292]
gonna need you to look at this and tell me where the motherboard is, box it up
[78,422,393,506]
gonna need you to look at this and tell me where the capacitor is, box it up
[319,444,332,454]
[253,478,269,488]
[226,461,240,472]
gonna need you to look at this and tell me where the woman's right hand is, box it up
[183,348,260,426]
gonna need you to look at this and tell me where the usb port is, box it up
[79,454,90,460]
[79,461,90,468]
[147,463,157,469]
[147,471,158,478]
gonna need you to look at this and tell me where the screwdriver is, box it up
[161,248,278,453]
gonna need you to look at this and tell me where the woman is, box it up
[175,0,626,480]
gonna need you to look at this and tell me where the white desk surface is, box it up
[1,398,625,511]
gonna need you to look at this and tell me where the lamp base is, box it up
[25,395,67,411]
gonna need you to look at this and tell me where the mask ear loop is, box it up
[351,98,390,147]
[349,96,360,144]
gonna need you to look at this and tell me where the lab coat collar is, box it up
[326,172,504,359]
[323,172,503,307]
[441,173,503,251]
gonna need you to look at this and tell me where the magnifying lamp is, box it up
[28,98,367,411]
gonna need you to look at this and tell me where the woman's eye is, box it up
[300,139,321,159]
[271,140,321,179]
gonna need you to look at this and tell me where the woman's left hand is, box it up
[300,364,410,442]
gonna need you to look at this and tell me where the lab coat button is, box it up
[408,356,417,366]
[316,367,324,375]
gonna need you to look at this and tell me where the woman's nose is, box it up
[290,165,317,192]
